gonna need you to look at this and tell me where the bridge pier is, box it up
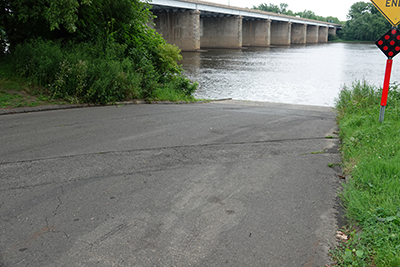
[242,19,271,47]
[306,25,319,44]
[150,1,342,50]
[291,23,307,44]
[318,26,328,43]
[152,10,201,51]
[200,15,243,48]
[270,21,291,45]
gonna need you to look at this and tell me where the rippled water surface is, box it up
[180,43,400,106]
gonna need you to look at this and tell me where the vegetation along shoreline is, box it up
[1,1,399,266]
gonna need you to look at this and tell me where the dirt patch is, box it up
[0,88,66,109]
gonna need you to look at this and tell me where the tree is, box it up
[0,0,93,49]
[347,1,372,20]
[253,3,280,13]
[0,0,196,103]
[296,10,317,20]
[253,3,293,14]
[252,3,340,23]
[0,0,156,50]
[326,16,340,24]
[341,1,390,41]
[279,3,288,14]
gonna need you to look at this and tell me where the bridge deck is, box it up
[150,0,342,28]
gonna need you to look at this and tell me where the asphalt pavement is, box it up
[0,100,342,266]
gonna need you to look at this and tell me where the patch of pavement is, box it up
[0,100,342,266]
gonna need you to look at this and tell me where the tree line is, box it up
[339,1,391,41]
[252,3,341,24]
[253,2,392,41]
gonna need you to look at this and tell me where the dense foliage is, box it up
[252,3,341,24]
[339,2,391,41]
[0,0,197,104]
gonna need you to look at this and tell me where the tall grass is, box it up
[333,81,400,266]
[3,39,197,105]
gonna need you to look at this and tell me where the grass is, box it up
[332,80,400,266]
[0,78,66,109]
[0,62,200,109]
[311,151,325,154]
[0,62,67,108]
[328,163,341,168]
[150,83,198,103]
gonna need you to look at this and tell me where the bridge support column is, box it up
[152,10,201,51]
[318,26,328,43]
[200,15,242,48]
[291,23,307,44]
[242,19,271,47]
[328,27,337,36]
[270,21,291,45]
[306,25,319,44]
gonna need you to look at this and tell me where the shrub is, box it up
[6,38,197,104]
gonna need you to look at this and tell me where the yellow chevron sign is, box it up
[371,0,400,26]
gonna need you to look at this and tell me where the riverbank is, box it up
[329,39,374,43]
[0,74,199,111]
[333,81,400,266]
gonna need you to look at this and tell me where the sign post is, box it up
[379,59,393,122]
[371,0,400,122]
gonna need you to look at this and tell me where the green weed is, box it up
[0,91,22,108]
[333,80,400,266]
[328,163,341,168]
[311,151,325,154]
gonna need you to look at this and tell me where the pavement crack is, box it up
[2,181,58,192]
[63,231,70,239]
[0,135,339,192]
[53,186,64,216]
[1,166,185,192]
[0,136,330,165]
[89,223,128,247]
[49,229,70,240]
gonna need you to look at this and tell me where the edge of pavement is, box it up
[0,98,231,116]
[0,98,337,115]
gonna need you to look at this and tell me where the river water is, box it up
[180,43,400,107]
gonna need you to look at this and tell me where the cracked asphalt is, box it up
[0,100,342,266]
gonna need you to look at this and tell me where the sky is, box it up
[209,0,369,21]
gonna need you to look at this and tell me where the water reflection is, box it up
[180,43,398,106]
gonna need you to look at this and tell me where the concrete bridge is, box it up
[149,0,342,51]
